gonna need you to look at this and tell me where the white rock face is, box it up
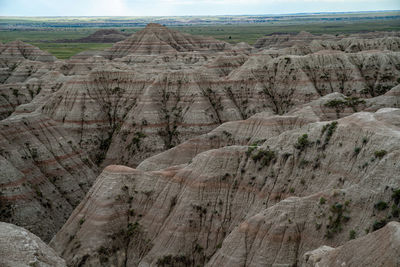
[0,222,66,267]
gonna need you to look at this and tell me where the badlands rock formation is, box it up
[1,23,400,266]
[102,23,232,59]
[50,108,400,266]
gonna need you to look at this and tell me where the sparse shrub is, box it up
[345,97,366,111]
[374,150,387,159]
[131,131,147,149]
[325,201,350,239]
[33,186,42,198]
[372,219,387,231]
[324,99,346,109]
[129,209,136,216]
[156,254,191,266]
[251,148,276,167]
[321,121,338,147]
[295,134,310,151]
[12,89,20,98]
[97,246,111,263]
[246,145,257,156]
[354,147,361,155]
[374,201,388,211]
[299,159,310,168]
[323,96,365,112]
[392,188,400,204]
[320,197,326,205]
[222,130,232,137]
[362,137,368,144]
[126,222,140,237]
[391,204,400,218]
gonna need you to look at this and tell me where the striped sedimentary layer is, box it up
[0,24,400,261]
[50,108,400,266]
[0,40,56,66]
[0,112,97,242]
[254,30,400,51]
[42,49,400,167]
[102,23,232,59]
[19,41,393,169]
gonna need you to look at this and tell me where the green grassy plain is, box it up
[173,20,400,44]
[30,43,113,59]
[1,12,399,59]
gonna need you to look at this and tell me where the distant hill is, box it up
[55,29,130,43]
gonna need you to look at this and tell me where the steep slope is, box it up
[50,108,400,266]
[0,222,66,267]
[0,112,97,242]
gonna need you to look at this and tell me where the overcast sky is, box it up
[0,0,399,16]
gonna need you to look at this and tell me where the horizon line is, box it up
[1,9,399,18]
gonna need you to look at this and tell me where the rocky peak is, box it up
[144,22,167,30]
[102,23,231,58]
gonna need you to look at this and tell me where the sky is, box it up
[0,0,399,16]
